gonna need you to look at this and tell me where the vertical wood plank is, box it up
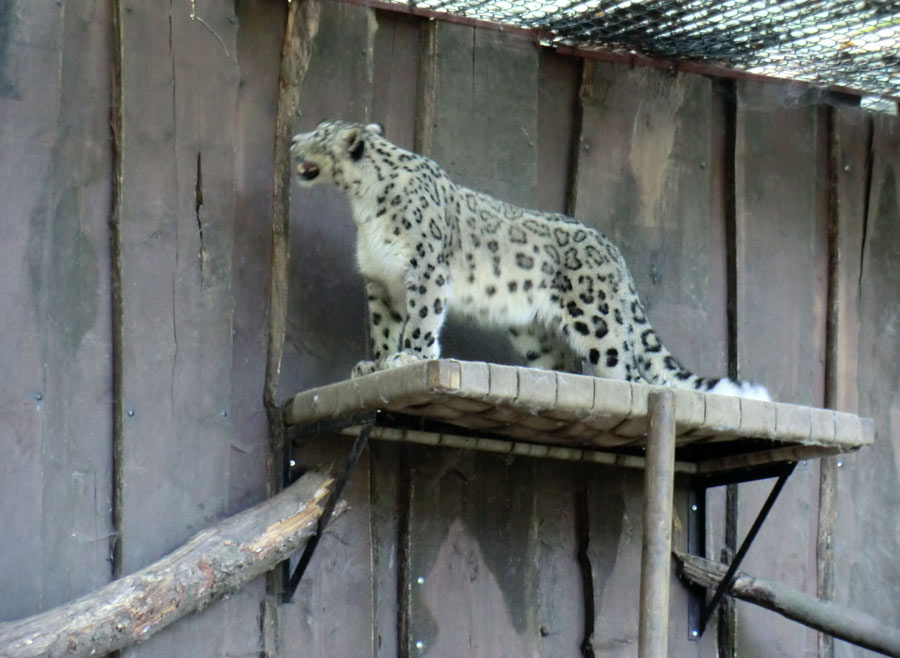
[574,61,728,379]
[0,0,113,620]
[279,4,379,657]
[534,49,585,658]
[428,22,538,365]
[733,80,828,658]
[573,61,724,657]
[228,3,289,654]
[230,0,285,511]
[370,13,421,658]
[117,3,256,656]
[404,23,550,657]
[833,112,900,658]
[407,447,543,657]
[280,0,373,394]
[818,104,869,658]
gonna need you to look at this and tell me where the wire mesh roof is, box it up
[389,0,900,99]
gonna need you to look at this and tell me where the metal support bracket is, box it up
[687,461,797,639]
[280,416,376,603]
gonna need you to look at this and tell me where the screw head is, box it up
[35,393,43,401]
[691,504,698,512]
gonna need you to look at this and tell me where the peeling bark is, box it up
[675,552,900,658]
[0,472,332,658]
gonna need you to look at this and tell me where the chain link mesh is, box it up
[391,0,899,99]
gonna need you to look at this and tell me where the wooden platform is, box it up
[284,360,872,477]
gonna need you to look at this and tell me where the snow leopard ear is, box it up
[343,126,365,161]
[365,122,384,136]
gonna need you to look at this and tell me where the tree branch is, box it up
[0,472,333,658]
[674,551,900,658]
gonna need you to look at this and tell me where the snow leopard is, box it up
[289,120,769,400]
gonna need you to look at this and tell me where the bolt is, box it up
[691,629,699,638]
[691,504,698,512]
[837,461,843,468]
[221,410,228,418]
[35,393,43,401]
[417,577,425,585]
[415,641,424,650]
[127,409,135,417]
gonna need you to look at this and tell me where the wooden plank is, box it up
[574,61,729,380]
[0,0,114,620]
[833,112,900,658]
[370,13,421,658]
[818,107,868,658]
[573,61,724,656]
[405,23,547,655]
[733,80,828,657]
[230,0,286,506]
[428,21,539,365]
[116,3,253,656]
[407,446,543,656]
[537,50,581,215]
[280,22,378,656]
[280,0,373,394]
[228,4,289,655]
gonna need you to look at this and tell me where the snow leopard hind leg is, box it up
[507,324,581,373]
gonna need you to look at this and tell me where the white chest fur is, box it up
[354,214,411,306]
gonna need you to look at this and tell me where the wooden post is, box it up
[638,389,676,658]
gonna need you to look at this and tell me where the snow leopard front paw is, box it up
[351,360,379,379]
[381,351,424,370]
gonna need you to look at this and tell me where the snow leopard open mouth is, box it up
[297,162,320,181]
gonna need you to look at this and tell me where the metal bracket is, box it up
[280,420,375,603]
[687,461,797,639]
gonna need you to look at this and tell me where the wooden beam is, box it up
[675,552,900,658]
[638,389,676,658]
[0,473,332,658]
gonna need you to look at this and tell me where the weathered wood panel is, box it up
[407,447,543,656]
[573,61,724,657]
[229,0,285,512]
[428,21,538,365]
[281,0,373,394]
[833,112,900,658]
[733,80,827,657]
[116,3,261,655]
[279,4,381,657]
[818,104,869,658]
[404,22,557,656]
[0,0,113,620]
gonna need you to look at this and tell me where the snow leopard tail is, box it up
[629,297,770,401]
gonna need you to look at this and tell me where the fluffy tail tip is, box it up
[708,378,772,401]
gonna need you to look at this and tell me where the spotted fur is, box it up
[290,120,770,400]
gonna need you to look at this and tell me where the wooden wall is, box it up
[1,1,898,657]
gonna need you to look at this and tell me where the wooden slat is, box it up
[280,0,373,395]
[833,111,900,657]
[404,24,548,654]
[430,21,538,366]
[278,6,384,655]
[572,60,727,655]
[116,3,255,655]
[733,80,828,658]
[0,0,114,620]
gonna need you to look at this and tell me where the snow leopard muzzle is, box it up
[297,161,320,181]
